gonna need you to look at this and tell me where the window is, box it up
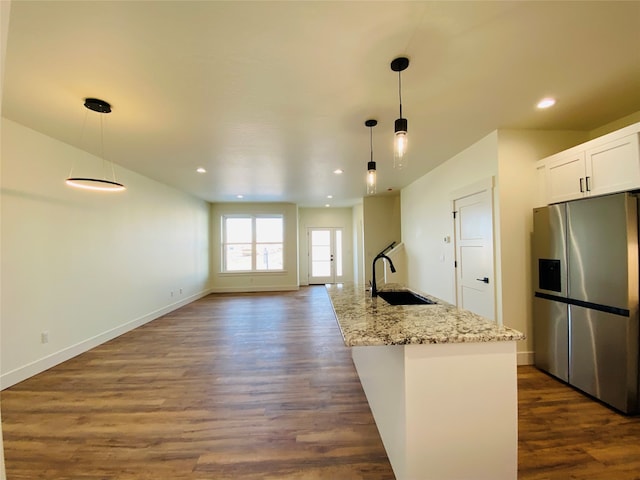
[222,215,284,272]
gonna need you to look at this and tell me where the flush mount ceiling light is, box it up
[365,119,378,195]
[333,169,344,175]
[537,97,556,109]
[391,56,410,169]
[66,98,125,192]
[196,167,207,173]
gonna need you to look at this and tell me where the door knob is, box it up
[476,277,489,284]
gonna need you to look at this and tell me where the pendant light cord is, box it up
[67,107,119,183]
[398,71,403,120]
[66,98,125,192]
[99,111,119,183]
[100,111,107,180]
[100,113,118,183]
[67,109,90,178]
[370,125,374,162]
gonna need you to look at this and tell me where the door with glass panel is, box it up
[308,228,343,284]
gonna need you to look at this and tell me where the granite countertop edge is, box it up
[326,283,526,347]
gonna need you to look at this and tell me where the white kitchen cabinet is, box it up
[586,134,640,197]
[539,123,640,205]
[546,150,587,203]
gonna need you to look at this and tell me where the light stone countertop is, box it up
[326,283,525,346]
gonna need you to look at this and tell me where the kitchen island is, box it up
[326,283,524,480]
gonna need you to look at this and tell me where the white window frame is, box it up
[221,214,285,273]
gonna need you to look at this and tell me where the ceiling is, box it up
[3,1,640,207]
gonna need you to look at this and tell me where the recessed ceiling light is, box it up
[196,167,206,173]
[325,204,330,208]
[537,97,556,109]
[236,194,244,199]
[333,169,343,175]
[327,195,333,199]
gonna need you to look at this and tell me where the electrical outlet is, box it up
[41,331,49,344]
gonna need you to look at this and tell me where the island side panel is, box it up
[404,341,518,480]
[352,345,407,480]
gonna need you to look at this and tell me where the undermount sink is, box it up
[377,290,436,305]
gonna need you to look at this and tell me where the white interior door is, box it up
[308,228,343,284]
[454,188,496,320]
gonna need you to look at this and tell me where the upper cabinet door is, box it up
[539,126,640,206]
[546,150,587,204]
[586,133,640,198]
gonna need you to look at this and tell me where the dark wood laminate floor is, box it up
[518,365,640,480]
[3,287,640,479]
[2,288,393,479]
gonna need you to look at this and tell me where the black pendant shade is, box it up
[391,56,409,169]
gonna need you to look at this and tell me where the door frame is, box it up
[307,227,344,284]
[450,177,498,323]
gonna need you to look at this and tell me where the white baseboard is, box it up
[1,289,212,390]
[517,350,535,366]
[209,285,299,293]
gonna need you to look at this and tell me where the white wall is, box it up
[352,204,364,287]
[496,130,590,363]
[384,243,407,286]
[589,110,640,139]
[210,202,299,292]
[363,194,401,287]
[298,207,354,285]
[0,0,11,476]
[402,128,605,364]
[402,132,499,304]
[1,119,211,388]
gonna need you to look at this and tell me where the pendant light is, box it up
[391,57,409,169]
[66,98,126,192]
[365,119,377,195]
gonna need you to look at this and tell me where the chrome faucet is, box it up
[371,253,396,297]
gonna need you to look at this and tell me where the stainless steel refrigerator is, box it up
[533,192,640,414]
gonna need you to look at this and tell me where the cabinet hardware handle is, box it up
[586,176,591,191]
[579,177,584,192]
[476,277,490,284]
